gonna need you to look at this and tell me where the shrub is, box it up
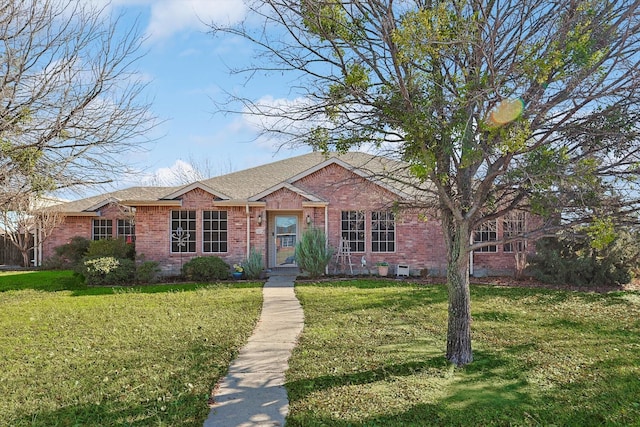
[181,256,230,282]
[79,256,136,286]
[296,227,334,278]
[527,232,635,286]
[242,248,265,279]
[44,236,90,269]
[86,238,135,260]
[136,260,161,284]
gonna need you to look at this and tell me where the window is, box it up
[92,219,112,240]
[371,211,395,252]
[280,235,295,247]
[203,210,228,253]
[171,210,196,253]
[503,211,526,253]
[341,210,365,252]
[474,220,497,252]
[117,219,135,243]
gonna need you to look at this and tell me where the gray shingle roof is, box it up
[57,186,179,213]
[56,151,412,213]
[200,151,397,200]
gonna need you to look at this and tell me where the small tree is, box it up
[242,247,265,279]
[0,192,63,267]
[296,227,333,278]
[211,0,640,366]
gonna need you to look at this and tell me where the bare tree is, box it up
[144,156,237,186]
[0,0,156,206]
[0,192,63,267]
[211,0,640,365]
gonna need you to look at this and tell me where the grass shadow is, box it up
[286,350,536,426]
[0,269,263,296]
[286,355,449,401]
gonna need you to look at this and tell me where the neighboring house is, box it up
[41,152,532,276]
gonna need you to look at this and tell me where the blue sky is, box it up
[89,0,311,189]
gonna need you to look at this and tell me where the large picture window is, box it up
[371,211,395,252]
[341,210,365,252]
[503,211,526,253]
[203,210,228,253]
[474,220,497,252]
[117,219,135,243]
[92,219,112,240]
[171,210,196,253]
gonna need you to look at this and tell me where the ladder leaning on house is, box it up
[334,237,354,275]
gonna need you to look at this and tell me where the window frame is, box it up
[117,218,135,243]
[202,210,228,253]
[503,211,526,253]
[371,211,396,253]
[171,210,196,253]
[474,219,498,253]
[341,210,365,253]
[92,219,113,240]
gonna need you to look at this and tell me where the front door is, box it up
[273,215,298,267]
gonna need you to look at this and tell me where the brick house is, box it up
[41,152,532,276]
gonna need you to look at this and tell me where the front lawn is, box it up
[287,280,640,426]
[0,270,263,426]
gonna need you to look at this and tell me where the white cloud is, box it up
[80,0,246,43]
[145,0,246,43]
[142,159,198,186]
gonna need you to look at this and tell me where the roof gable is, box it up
[249,182,325,203]
[161,181,231,201]
[286,156,412,199]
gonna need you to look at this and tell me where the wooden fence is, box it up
[0,235,33,267]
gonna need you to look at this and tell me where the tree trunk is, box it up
[21,249,31,268]
[443,214,473,366]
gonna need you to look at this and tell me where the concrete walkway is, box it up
[204,270,303,427]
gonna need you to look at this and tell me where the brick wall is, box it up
[134,189,254,275]
[293,163,447,275]
[42,203,128,261]
[42,163,536,277]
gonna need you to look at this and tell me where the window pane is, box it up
[341,211,365,253]
[171,211,196,253]
[92,219,113,240]
[202,210,228,253]
[503,211,526,253]
[371,211,395,253]
[474,220,497,252]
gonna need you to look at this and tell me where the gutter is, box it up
[246,204,251,259]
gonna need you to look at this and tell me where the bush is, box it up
[44,236,90,269]
[79,256,136,286]
[182,256,230,282]
[527,233,635,286]
[136,261,161,284]
[296,227,334,278]
[86,238,135,260]
[242,248,265,279]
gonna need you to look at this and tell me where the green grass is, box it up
[287,280,640,426]
[0,270,263,426]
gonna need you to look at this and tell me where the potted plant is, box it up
[376,261,389,277]
[232,264,244,280]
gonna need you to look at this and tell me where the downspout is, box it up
[33,226,39,267]
[469,235,474,277]
[325,204,329,275]
[246,204,251,259]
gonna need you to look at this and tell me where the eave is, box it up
[119,200,183,207]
